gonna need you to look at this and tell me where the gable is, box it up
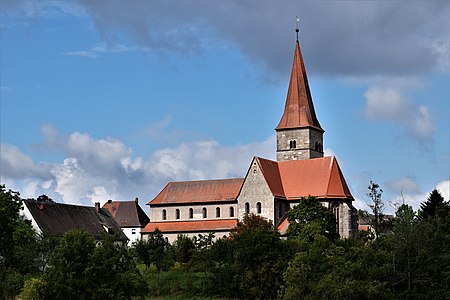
[103,200,150,227]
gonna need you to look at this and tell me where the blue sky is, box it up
[1,1,449,213]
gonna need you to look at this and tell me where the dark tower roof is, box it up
[276,40,323,132]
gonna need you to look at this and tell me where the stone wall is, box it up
[237,158,275,223]
[141,230,231,244]
[276,127,323,161]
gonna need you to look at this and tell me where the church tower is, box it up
[276,31,324,161]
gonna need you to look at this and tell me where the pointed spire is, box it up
[275,36,323,132]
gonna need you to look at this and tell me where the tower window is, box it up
[245,202,250,214]
[289,140,297,149]
[229,206,234,217]
[256,202,262,214]
[175,209,180,220]
[162,209,167,220]
[189,208,193,219]
[202,207,207,218]
[216,207,221,218]
[315,142,319,151]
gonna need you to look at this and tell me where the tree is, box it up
[36,194,54,203]
[419,188,449,220]
[210,214,288,299]
[43,229,96,299]
[366,181,384,238]
[133,228,168,275]
[0,185,23,267]
[286,196,338,242]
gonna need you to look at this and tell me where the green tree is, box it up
[419,188,449,220]
[134,228,168,275]
[210,214,288,299]
[43,229,96,299]
[286,196,338,242]
[0,185,23,267]
[366,181,385,238]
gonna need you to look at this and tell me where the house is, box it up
[22,200,128,242]
[142,33,358,242]
[102,198,150,245]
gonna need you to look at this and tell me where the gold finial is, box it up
[295,16,300,40]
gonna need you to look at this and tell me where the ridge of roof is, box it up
[149,178,244,205]
[276,40,323,131]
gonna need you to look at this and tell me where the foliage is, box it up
[366,181,387,238]
[12,217,38,274]
[0,185,23,267]
[42,229,96,299]
[210,214,288,299]
[133,228,169,274]
[36,194,54,203]
[286,196,338,242]
[19,277,45,300]
[419,188,449,220]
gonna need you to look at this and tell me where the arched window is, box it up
[216,207,221,218]
[229,206,234,217]
[162,209,167,220]
[175,209,180,220]
[256,202,262,214]
[202,207,207,218]
[315,142,319,151]
[189,208,193,219]
[245,202,250,214]
[289,140,296,149]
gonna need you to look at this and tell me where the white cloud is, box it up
[64,42,150,59]
[389,179,450,211]
[1,128,275,206]
[386,176,421,194]
[364,87,435,143]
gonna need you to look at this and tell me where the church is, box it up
[142,33,358,242]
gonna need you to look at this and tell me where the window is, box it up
[189,208,193,219]
[319,143,323,152]
[229,206,234,217]
[162,209,167,220]
[132,228,136,235]
[278,203,283,218]
[245,202,250,214]
[216,207,221,218]
[290,140,296,149]
[256,202,262,214]
[176,209,180,220]
[202,207,207,218]
[315,142,319,151]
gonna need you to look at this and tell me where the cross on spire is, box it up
[295,16,300,40]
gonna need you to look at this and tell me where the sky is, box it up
[1,0,449,214]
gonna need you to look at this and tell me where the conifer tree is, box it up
[419,188,449,220]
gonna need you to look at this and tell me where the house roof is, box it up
[276,40,323,132]
[256,156,353,200]
[142,219,238,234]
[23,200,127,241]
[149,178,244,206]
[102,199,150,228]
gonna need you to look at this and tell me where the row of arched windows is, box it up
[244,202,262,214]
[161,206,235,220]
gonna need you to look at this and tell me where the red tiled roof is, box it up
[149,178,244,205]
[142,219,238,233]
[277,214,289,235]
[257,156,353,200]
[102,199,150,227]
[276,40,323,131]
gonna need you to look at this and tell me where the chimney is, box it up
[135,197,138,203]
[95,202,100,212]
[107,199,112,204]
